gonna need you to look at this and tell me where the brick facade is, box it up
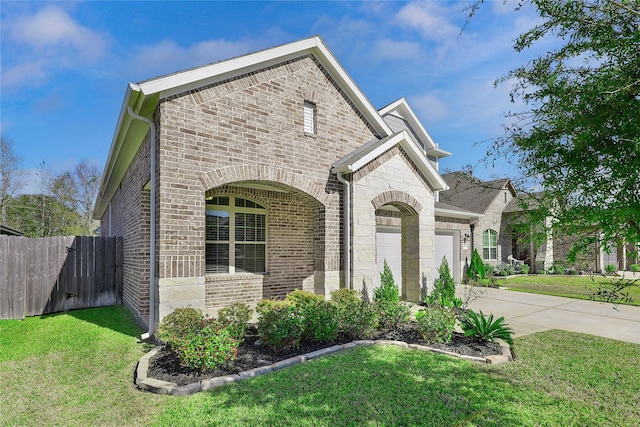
[100,134,153,323]
[100,41,446,327]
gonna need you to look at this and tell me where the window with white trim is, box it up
[482,229,498,260]
[205,196,266,274]
[303,101,316,134]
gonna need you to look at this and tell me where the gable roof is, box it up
[379,98,451,159]
[94,36,395,219]
[439,171,515,214]
[331,131,448,191]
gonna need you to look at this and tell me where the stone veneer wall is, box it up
[351,146,436,301]
[473,188,514,266]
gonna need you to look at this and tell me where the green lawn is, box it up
[0,306,167,426]
[496,274,640,306]
[2,306,639,426]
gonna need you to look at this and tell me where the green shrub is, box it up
[496,262,515,277]
[173,324,238,372]
[157,307,203,347]
[467,250,485,282]
[285,289,324,308]
[330,288,362,307]
[604,264,618,274]
[375,300,411,331]
[519,264,530,274]
[461,309,514,345]
[374,260,399,303]
[414,306,457,344]
[217,302,252,341]
[630,264,640,272]
[330,289,378,338]
[427,256,457,307]
[301,299,338,342]
[256,299,303,351]
[484,263,495,277]
[548,261,565,275]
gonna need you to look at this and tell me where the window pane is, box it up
[236,244,266,273]
[235,212,265,243]
[206,243,229,273]
[212,196,229,206]
[206,210,230,242]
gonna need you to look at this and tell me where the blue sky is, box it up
[1,1,549,193]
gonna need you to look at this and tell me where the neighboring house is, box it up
[0,224,23,236]
[441,172,638,273]
[439,172,516,267]
[94,36,455,332]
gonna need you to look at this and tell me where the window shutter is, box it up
[304,101,315,133]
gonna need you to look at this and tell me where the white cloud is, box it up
[128,38,259,81]
[395,2,459,43]
[2,6,108,89]
[10,6,107,61]
[1,60,47,88]
[372,38,423,61]
[410,93,450,123]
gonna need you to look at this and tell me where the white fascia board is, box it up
[93,84,140,219]
[435,207,482,220]
[379,98,438,151]
[427,147,452,158]
[332,131,448,191]
[396,132,449,191]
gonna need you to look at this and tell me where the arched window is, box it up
[482,229,498,260]
[205,196,267,274]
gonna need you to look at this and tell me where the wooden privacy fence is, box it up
[0,236,123,320]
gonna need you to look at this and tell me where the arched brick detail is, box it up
[371,191,422,215]
[199,165,329,206]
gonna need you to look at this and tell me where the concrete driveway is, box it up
[461,286,640,344]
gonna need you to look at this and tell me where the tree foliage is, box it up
[489,0,640,254]
[2,156,101,237]
[0,135,22,223]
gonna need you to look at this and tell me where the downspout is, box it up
[127,106,157,340]
[336,173,351,289]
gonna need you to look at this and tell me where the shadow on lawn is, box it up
[157,345,530,426]
[48,304,144,340]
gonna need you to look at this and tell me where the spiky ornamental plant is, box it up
[467,249,486,283]
[374,260,399,303]
[461,309,514,345]
[427,256,459,307]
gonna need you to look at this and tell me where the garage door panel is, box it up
[435,233,459,283]
[376,229,402,291]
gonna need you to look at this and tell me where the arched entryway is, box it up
[372,192,422,300]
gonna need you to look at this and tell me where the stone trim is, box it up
[135,340,511,396]
[371,191,423,215]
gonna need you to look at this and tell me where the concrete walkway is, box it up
[461,286,640,344]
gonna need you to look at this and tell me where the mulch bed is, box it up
[147,323,505,386]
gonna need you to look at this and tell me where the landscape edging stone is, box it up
[135,340,511,396]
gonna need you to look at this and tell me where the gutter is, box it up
[336,173,351,289]
[127,106,157,340]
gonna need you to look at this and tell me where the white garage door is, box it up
[435,232,459,283]
[376,227,402,292]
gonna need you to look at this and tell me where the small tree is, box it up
[374,260,399,303]
[467,249,486,283]
[427,256,458,307]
